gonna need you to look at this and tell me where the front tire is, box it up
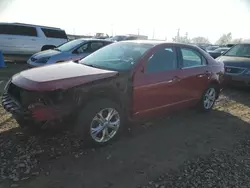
[199,85,218,112]
[74,99,125,147]
[14,117,40,133]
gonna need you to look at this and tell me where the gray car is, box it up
[27,38,113,68]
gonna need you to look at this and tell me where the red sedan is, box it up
[2,41,224,146]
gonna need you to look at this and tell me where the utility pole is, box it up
[111,24,114,37]
[137,28,140,35]
[152,28,155,39]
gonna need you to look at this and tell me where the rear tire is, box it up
[199,85,218,112]
[74,99,125,147]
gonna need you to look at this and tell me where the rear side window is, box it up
[41,28,67,39]
[180,48,206,68]
[0,24,37,36]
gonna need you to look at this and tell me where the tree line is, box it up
[172,29,250,45]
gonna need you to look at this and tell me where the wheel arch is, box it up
[208,79,220,99]
[87,87,122,106]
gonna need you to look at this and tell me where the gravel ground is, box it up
[140,142,250,188]
[0,88,250,188]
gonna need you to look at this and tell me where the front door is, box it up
[132,45,184,119]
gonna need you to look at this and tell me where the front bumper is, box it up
[224,74,250,87]
[2,91,75,125]
[2,93,30,119]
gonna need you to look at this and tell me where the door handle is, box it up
[169,76,181,83]
[7,38,13,40]
[31,39,36,41]
[198,71,211,78]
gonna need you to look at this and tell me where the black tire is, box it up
[74,99,125,147]
[41,45,55,51]
[15,117,31,128]
[198,85,218,112]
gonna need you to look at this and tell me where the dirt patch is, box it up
[0,88,250,188]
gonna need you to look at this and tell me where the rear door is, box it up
[132,45,185,119]
[178,47,210,101]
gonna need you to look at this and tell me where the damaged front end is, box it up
[2,81,78,129]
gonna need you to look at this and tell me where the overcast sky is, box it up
[0,0,249,43]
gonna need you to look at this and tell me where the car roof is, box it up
[75,38,113,42]
[120,40,202,48]
[238,43,250,45]
[0,22,64,30]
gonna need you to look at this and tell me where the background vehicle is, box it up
[94,33,110,39]
[217,43,250,87]
[2,41,224,146]
[109,34,148,42]
[206,45,220,53]
[0,22,68,61]
[208,47,230,59]
[195,44,211,51]
[27,38,113,68]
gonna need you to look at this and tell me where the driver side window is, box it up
[76,43,88,54]
[146,47,177,73]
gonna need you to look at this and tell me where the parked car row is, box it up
[2,40,225,146]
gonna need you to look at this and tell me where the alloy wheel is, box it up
[203,88,216,110]
[90,108,120,143]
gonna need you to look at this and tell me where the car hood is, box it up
[217,56,250,68]
[32,49,62,59]
[12,62,118,91]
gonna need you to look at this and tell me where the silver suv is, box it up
[0,22,68,61]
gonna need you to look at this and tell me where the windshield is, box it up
[224,44,250,57]
[56,39,85,52]
[79,42,153,71]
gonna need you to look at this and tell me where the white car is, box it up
[0,22,68,61]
